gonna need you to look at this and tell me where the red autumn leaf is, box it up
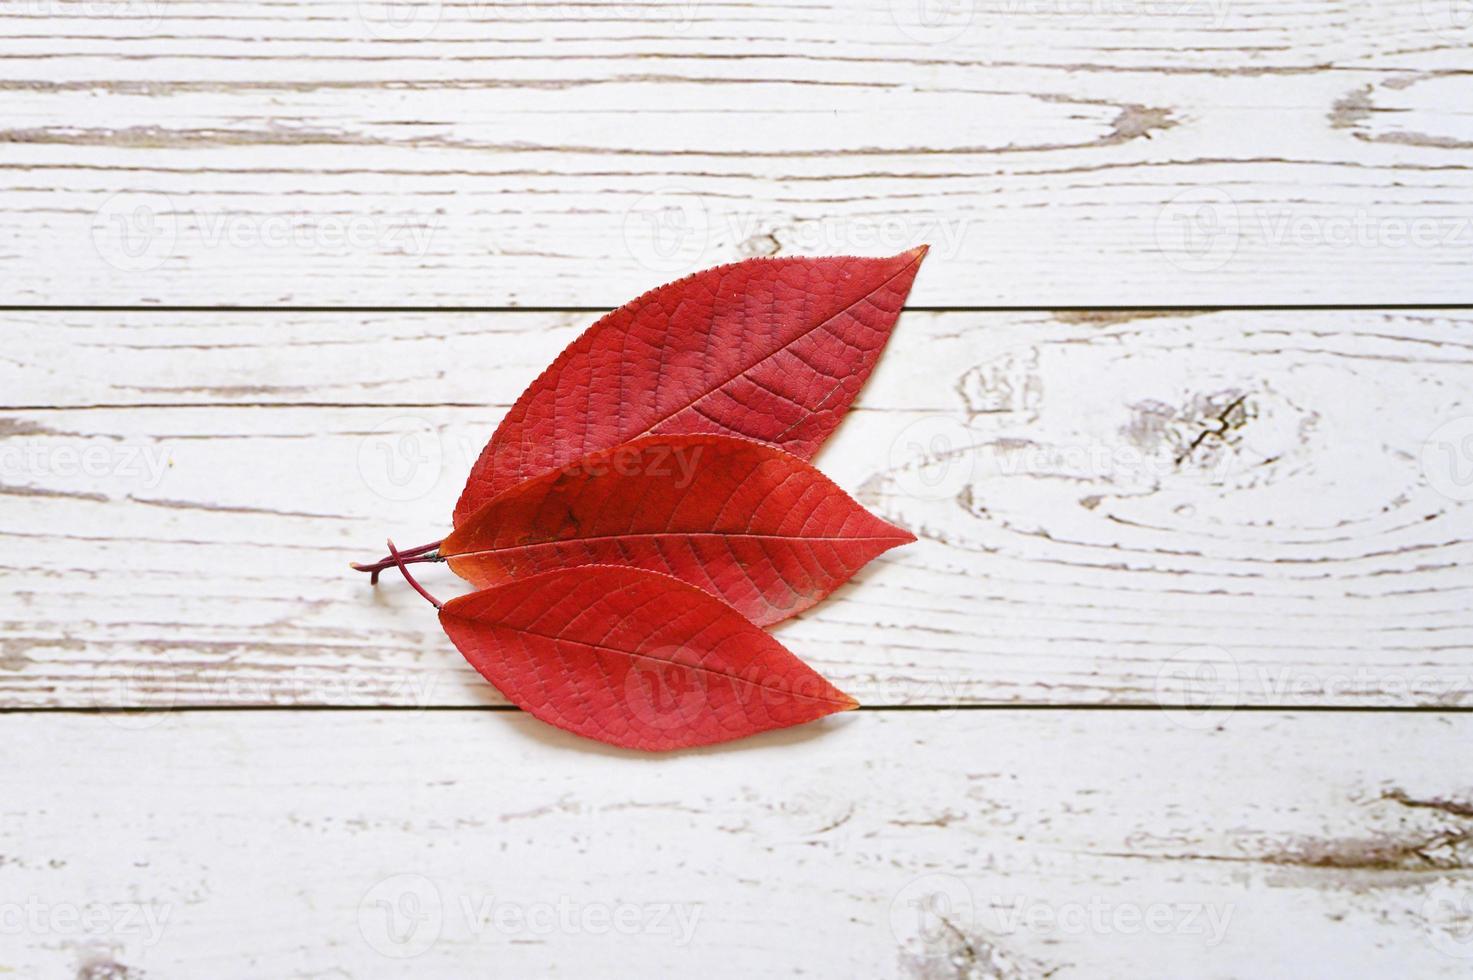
[453,247,928,525]
[441,434,914,626]
[438,565,858,751]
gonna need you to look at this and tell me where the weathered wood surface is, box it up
[3,1,1471,306]
[4,2,1469,976]
[2,710,1472,978]
[4,308,1470,709]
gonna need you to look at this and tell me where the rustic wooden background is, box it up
[3,0,1472,976]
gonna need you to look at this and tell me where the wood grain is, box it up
[2,1,1471,306]
[4,2,1468,974]
[3,709,1472,977]
[3,308,1469,709]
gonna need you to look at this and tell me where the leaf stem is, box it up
[351,538,444,584]
[387,539,442,610]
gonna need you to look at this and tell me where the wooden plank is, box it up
[2,308,1470,708]
[2,709,1471,977]
[2,1,1471,305]
[4,306,1472,410]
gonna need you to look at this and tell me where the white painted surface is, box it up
[2,1,1471,304]
[3,711,1473,978]
[3,3,1471,976]
[4,309,1471,709]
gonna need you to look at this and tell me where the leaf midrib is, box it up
[445,528,911,561]
[623,251,925,442]
[443,614,853,708]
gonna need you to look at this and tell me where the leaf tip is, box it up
[878,516,918,548]
[904,243,930,263]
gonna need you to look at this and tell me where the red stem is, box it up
[387,539,441,610]
[351,538,444,584]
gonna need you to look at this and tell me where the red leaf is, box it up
[453,247,927,525]
[441,434,914,626]
[438,565,859,750]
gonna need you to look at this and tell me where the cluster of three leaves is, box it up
[358,247,928,750]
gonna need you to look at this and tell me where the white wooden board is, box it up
[3,4,1470,974]
[2,0,1471,305]
[3,710,1472,978]
[2,308,1470,708]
